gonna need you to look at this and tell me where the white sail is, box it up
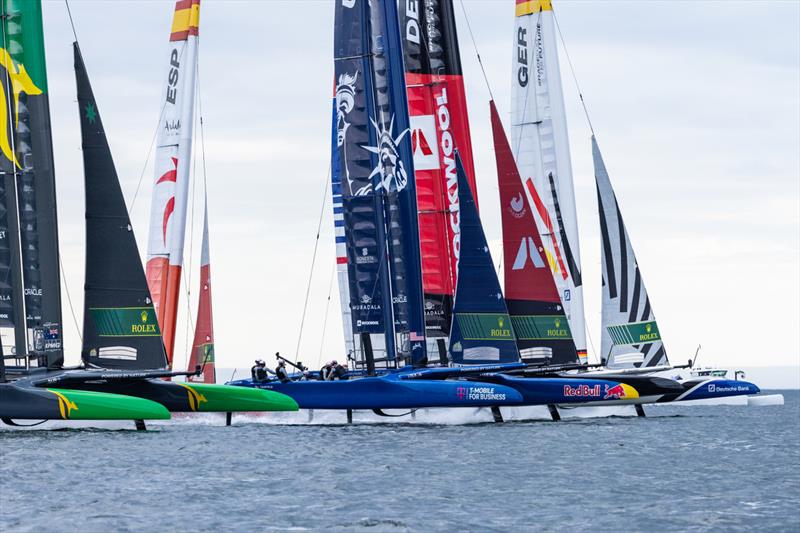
[594,137,668,368]
[144,0,201,367]
[510,0,586,362]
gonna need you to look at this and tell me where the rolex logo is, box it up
[498,317,504,328]
[555,318,561,328]
[646,323,652,333]
[141,311,148,323]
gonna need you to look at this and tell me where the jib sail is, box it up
[594,137,668,368]
[145,0,201,368]
[75,43,168,371]
[491,100,578,365]
[0,0,63,368]
[331,0,427,366]
[186,202,215,383]
[400,0,478,340]
[449,152,518,365]
[510,0,587,362]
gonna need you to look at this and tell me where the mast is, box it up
[75,42,168,371]
[594,137,668,368]
[332,0,427,367]
[400,0,478,344]
[449,152,518,365]
[491,100,578,365]
[510,0,587,362]
[0,0,63,369]
[186,201,215,383]
[145,0,201,369]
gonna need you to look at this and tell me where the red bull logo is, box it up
[603,383,639,400]
[563,384,601,397]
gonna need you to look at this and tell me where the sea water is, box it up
[1,391,798,532]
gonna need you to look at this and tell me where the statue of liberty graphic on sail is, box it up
[336,69,409,197]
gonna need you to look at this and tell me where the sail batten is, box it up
[594,137,668,368]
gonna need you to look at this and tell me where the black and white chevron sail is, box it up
[594,137,668,368]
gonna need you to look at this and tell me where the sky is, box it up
[38,0,799,376]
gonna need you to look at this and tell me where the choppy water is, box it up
[1,391,798,532]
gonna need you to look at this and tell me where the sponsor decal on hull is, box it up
[456,386,507,402]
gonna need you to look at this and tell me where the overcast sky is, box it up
[40,0,798,374]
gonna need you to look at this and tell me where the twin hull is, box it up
[231,373,761,411]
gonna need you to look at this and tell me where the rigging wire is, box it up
[317,265,336,369]
[293,167,331,364]
[64,0,79,42]
[458,0,494,100]
[552,11,596,137]
[58,256,81,343]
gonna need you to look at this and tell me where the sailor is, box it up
[251,359,269,382]
[275,359,291,383]
[332,361,348,381]
[321,361,336,381]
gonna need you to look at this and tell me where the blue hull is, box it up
[673,379,760,402]
[484,374,651,405]
[229,374,523,410]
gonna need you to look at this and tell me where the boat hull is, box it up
[0,381,170,421]
[661,378,760,402]
[229,375,523,410]
[482,374,670,405]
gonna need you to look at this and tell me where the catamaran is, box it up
[227,0,691,420]
[0,0,297,427]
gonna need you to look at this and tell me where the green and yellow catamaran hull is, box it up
[0,382,170,421]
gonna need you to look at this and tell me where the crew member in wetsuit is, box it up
[251,359,268,382]
[332,361,348,380]
[275,359,291,383]
[321,361,335,381]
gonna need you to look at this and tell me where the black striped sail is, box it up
[0,0,63,368]
[75,43,168,371]
[595,137,668,368]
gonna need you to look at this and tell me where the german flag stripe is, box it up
[170,0,201,42]
[516,0,552,17]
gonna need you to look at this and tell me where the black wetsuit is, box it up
[333,364,348,380]
[275,365,291,383]
[251,365,268,382]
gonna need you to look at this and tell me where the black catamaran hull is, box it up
[27,368,298,414]
[0,378,170,421]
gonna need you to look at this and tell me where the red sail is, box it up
[187,208,215,383]
[491,101,579,365]
[402,0,477,338]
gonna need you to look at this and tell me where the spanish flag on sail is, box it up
[170,0,200,41]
